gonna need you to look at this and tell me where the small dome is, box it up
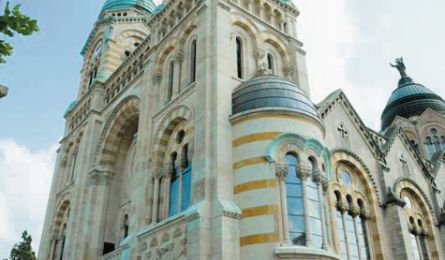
[381,77,445,130]
[232,75,320,120]
[100,0,156,15]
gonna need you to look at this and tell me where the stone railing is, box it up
[101,248,121,260]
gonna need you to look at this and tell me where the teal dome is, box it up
[100,0,156,15]
[64,101,77,117]
[381,76,445,130]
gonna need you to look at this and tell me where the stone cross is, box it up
[337,123,349,138]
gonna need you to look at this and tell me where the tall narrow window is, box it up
[267,53,274,73]
[181,144,192,211]
[441,136,445,151]
[122,214,129,239]
[190,39,197,83]
[418,220,430,260]
[336,209,348,259]
[168,153,179,217]
[307,157,323,248]
[236,37,243,79]
[357,200,371,260]
[59,224,66,260]
[285,154,305,245]
[425,137,435,158]
[167,61,174,102]
[410,233,422,260]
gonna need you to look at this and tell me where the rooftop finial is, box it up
[390,57,408,78]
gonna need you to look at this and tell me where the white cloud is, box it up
[0,139,57,258]
[294,0,445,130]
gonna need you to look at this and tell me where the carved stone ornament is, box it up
[275,164,289,181]
[284,66,295,77]
[360,206,371,219]
[297,164,310,180]
[88,169,114,185]
[349,204,361,217]
[152,73,162,84]
[383,188,406,208]
[337,199,348,213]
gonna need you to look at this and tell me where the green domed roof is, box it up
[100,0,156,15]
[381,60,445,130]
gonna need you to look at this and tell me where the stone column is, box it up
[163,165,173,219]
[314,171,329,249]
[349,204,362,260]
[276,164,289,244]
[298,164,311,246]
[85,168,114,259]
[337,199,350,259]
[175,52,184,94]
[151,174,161,224]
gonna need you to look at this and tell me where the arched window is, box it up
[402,190,431,260]
[431,128,441,152]
[285,153,305,245]
[267,53,274,74]
[167,131,193,218]
[181,144,192,211]
[334,167,372,260]
[167,61,175,102]
[121,214,129,240]
[236,37,243,79]
[190,39,197,83]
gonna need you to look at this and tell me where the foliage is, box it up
[9,231,37,260]
[0,1,38,63]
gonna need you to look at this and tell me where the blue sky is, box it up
[0,0,444,257]
[0,0,103,151]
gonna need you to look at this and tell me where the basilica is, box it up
[39,0,445,259]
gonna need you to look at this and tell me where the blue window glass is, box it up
[340,171,352,187]
[442,136,445,151]
[286,154,305,245]
[336,211,348,260]
[357,217,371,260]
[168,168,179,217]
[181,162,192,211]
[346,214,359,260]
[307,177,323,248]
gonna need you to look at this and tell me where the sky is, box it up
[0,0,445,257]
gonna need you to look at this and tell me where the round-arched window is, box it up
[340,171,352,187]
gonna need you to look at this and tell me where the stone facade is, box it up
[39,0,445,259]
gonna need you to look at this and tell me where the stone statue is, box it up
[390,57,408,78]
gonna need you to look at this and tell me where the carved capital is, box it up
[337,200,348,213]
[313,171,329,192]
[360,206,371,219]
[297,164,310,180]
[275,164,289,181]
[88,168,114,185]
[151,168,163,179]
[349,204,361,217]
[175,52,184,62]
[284,66,295,77]
[152,73,162,84]
[164,164,174,178]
